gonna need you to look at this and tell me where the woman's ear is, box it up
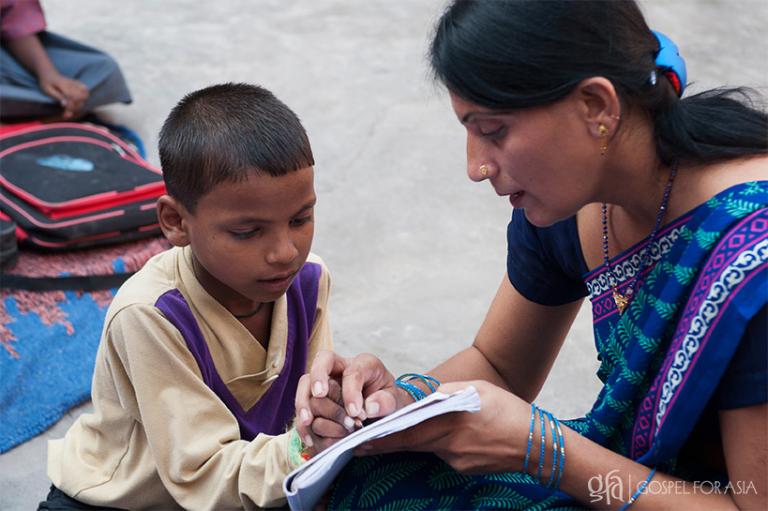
[575,77,622,138]
[156,195,190,247]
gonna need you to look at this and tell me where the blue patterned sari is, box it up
[328,182,767,510]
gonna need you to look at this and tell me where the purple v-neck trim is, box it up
[155,262,321,439]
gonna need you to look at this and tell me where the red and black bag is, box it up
[0,122,165,251]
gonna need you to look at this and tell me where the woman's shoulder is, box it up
[506,209,589,305]
[508,208,582,260]
[674,155,767,214]
[575,156,766,272]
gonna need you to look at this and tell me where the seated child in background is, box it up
[0,0,132,120]
[39,82,332,510]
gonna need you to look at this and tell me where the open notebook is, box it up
[283,386,482,510]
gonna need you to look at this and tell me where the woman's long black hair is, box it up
[430,0,767,166]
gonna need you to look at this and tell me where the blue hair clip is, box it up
[651,30,687,96]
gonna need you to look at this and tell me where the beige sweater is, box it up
[47,246,333,510]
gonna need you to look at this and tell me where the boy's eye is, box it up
[229,228,260,239]
[291,215,313,227]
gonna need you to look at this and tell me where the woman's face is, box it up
[450,91,602,227]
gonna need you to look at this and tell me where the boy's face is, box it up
[176,167,316,310]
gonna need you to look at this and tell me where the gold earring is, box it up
[599,123,609,156]
[479,164,489,177]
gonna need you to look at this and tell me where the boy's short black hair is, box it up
[159,82,314,212]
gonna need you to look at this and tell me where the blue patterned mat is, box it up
[0,238,168,453]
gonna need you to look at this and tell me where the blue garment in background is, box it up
[0,31,131,118]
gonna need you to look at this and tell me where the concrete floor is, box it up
[1,1,766,509]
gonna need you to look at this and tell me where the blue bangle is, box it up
[398,373,441,393]
[537,406,546,484]
[553,416,566,491]
[522,403,536,474]
[619,467,657,510]
[394,380,427,401]
[545,411,558,488]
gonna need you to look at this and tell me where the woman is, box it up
[297,1,767,509]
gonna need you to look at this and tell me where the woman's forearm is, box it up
[428,345,512,392]
[422,277,582,401]
[543,423,742,510]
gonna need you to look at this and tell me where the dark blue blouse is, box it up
[505,207,767,411]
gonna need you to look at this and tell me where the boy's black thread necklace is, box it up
[191,256,265,320]
[233,302,264,319]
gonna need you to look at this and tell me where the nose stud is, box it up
[479,164,489,177]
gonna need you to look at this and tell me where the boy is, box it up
[39,83,332,510]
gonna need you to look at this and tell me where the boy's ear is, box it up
[156,195,190,247]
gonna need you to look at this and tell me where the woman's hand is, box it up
[313,350,418,419]
[357,380,531,475]
[295,350,413,454]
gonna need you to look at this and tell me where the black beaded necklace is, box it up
[601,163,678,314]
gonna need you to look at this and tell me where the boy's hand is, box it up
[295,374,358,455]
[296,350,417,456]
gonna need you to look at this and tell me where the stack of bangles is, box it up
[524,403,566,492]
[524,403,657,507]
[394,373,441,401]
